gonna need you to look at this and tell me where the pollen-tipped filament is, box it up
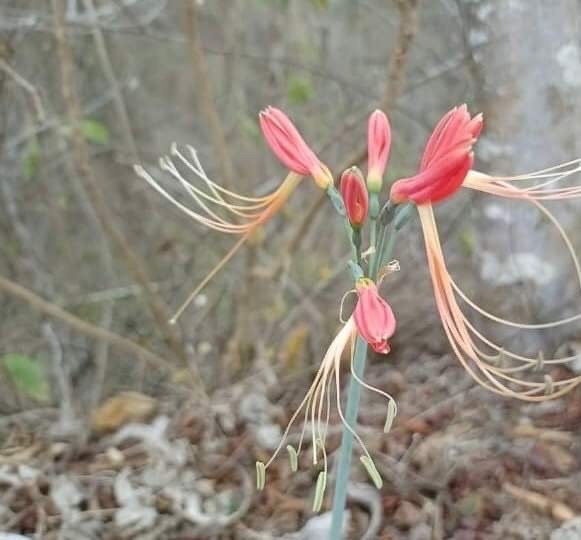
[255,317,398,505]
[136,103,581,519]
[419,204,581,401]
[135,144,302,322]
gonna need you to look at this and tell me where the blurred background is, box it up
[1,1,581,538]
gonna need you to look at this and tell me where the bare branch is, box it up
[0,274,172,373]
[50,0,206,395]
[0,58,46,123]
[82,0,139,161]
[184,0,234,189]
[283,0,421,264]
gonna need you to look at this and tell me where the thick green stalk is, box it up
[367,193,380,276]
[329,217,398,539]
[328,335,368,539]
[368,218,378,276]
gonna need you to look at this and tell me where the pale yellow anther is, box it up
[384,399,398,434]
[312,471,327,512]
[360,456,383,489]
[255,461,266,490]
[286,445,298,473]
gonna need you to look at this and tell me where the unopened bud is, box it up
[340,167,368,227]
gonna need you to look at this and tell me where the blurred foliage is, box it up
[2,354,49,402]
[287,75,315,105]
[21,137,40,181]
[80,119,110,146]
[2,0,581,422]
[310,0,330,9]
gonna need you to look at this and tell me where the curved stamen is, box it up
[172,145,277,210]
[162,155,270,218]
[179,144,277,203]
[418,204,581,402]
[135,164,249,233]
[453,282,581,330]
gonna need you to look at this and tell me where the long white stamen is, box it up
[419,203,581,401]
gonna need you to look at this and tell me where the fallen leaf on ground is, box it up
[92,392,157,433]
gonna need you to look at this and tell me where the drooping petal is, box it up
[353,280,396,354]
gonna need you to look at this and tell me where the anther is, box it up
[255,461,266,490]
[312,471,327,512]
[287,445,298,473]
[383,399,397,434]
[360,456,383,489]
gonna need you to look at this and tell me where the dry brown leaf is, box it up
[92,392,157,433]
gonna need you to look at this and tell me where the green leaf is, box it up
[22,138,40,180]
[287,75,314,105]
[3,354,49,401]
[81,119,110,145]
[311,0,329,8]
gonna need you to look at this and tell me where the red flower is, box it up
[340,167,368,227]
[390,105,483,205]
[259,107,333,189]
[367,110,392,193]
[353,279,396,354]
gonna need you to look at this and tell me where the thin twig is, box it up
[91,299,115,412]
[0,58,46,123]
[284,0,421,262]
[50,0,206,394]
[184,0,234,189]
[42,323,77,433]
[82,0,139,161]
[0,274,171,373]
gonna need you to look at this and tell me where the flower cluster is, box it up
[137,101,581,507]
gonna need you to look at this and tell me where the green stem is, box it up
[368,217,377,277]
[352,229,362,265]
[380,230,397,269]
[367,193,379,278]
[371,224,385,278]
[328,335,368,539]
[343,221,358,261]
[328,222,398,539]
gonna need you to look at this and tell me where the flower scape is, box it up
[135,104,581,510]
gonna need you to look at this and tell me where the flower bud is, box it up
[259,106,333,189]
[367,110,392,193]
[353,279,396,354]
[340,167,368,227]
